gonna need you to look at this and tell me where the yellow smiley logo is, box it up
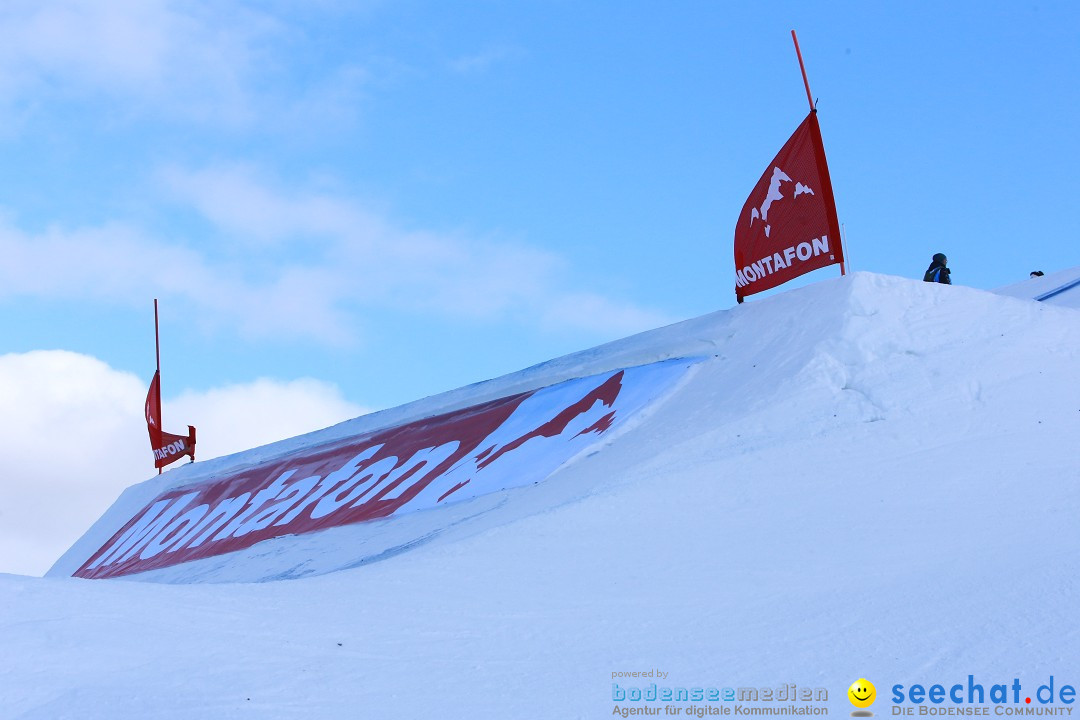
[848,678,876,708]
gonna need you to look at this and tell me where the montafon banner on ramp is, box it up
[734,111,843,301]
[74,358,698,580]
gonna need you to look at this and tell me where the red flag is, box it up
[734,111,843,300]
[145,370,195,470]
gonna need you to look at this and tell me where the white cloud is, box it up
[0,220,202,303]
[0,162,672,345]
[0,350,365,577]
[0,0,266,124]
[448,45,525,75]
[160,164,675,337]
[167,377,368,462]
[0,218,357,344]
[0,2,672,343]
[0,2,385,136]
[539,292,674,336]
[158,163,369,246]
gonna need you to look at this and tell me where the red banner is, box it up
[145,371,195,469]
[734,111,843,300]
[75,359,697,580]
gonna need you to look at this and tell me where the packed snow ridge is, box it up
[3,269,1077,719]
[48,270,1080,585]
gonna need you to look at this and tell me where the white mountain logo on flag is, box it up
[749,166,815,238]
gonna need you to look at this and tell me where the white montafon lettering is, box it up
[369,441,461,502]
[139,503,210,560]
[77,359,700,580]
[209,471,297,542]
[232,474,321,537]
[736,235,831,288]
[155,440,187,460]
[86,492,201,569]
[273,445,387,525]
[171,493,253,551]
[85,446,394,569]
[310,456,398,519]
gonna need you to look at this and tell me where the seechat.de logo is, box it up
[849,679,877,716]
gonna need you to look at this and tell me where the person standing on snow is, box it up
[923,253,951,284]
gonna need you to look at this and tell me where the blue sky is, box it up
[1,0,1078,423]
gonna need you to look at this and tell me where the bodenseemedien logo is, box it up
[609,675,829,717]
[849,678,876,716]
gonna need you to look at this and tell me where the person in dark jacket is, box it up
[923,253,951,284]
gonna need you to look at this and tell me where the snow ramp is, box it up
[53,359,700,582]
[994,264,1080,308]
[48,271,1080,584]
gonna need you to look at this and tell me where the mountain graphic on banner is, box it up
[749,166,817,238]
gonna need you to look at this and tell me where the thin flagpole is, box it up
[154,299,161,377]
[792,30,846,276]
[790,30,815,112]
[154,299,162,475]
[841,223,851,274]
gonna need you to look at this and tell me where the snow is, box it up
[59,358,703,584]
[994,265,1080,308]
[3,271,1079,719]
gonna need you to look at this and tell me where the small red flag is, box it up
[145,370,195,469]
[734,111,843,301]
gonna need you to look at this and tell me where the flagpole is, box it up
[792,30,846,276]
[154,299,162,475]
[790,30,815,112]
[842,223,851,272]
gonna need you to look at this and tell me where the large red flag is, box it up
[145,370,195,470]
[734,111,843,301]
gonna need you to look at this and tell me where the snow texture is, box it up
[994,266,1080,308]
[2,270,1078,719]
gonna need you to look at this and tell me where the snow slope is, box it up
[3,272,1079,719]
[994,264,1080,308]
[55,357,704,584]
